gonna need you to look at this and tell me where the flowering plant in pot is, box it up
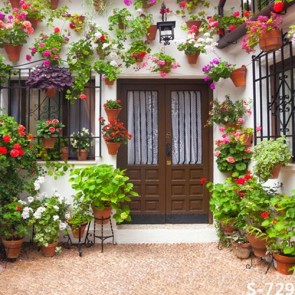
[0,55,13,86]
[0,200,32,258]
[70,128,94,152]
[131,0,160,9]
[124,40,151,67]
[26,64,73,95]
[29,27,69,65]
[150,52,180,78]
[214,129,252,175]
[104,99,122,121]
[205,95,251,127]
[69,164,138,223]
[21,0,46,25]
[287,24,295,44]
[202,58,236,89]
[242,12,283,53]
[252,137,292,182]
[91,26,112,58]
[62,13,85,33]
[30,192,69,255]
[93,59,122,84]
[108,8,132,40]
[261,194,295,274]
[0,114,39,206]
[36,119,64,138]
[176,0,210,20]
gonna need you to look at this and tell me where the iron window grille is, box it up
[252,33,295,162]
[0,67,102,160]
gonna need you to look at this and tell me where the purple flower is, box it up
[0,12,5,20]
[17,13,26,20]
[204,75,210,82]
[210,82,215,90]
[150,0,156,4]
[124,0,132,5]
[211,58,220,64]
[8,15,13,20]
[31,47,37,54]
[43,50,52,57]
[202,65,210,73]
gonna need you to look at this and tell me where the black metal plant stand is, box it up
[92,216,115,253]
[246,253,274,274]
[64,222,93,257]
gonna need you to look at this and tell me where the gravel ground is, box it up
[0,242,294,295]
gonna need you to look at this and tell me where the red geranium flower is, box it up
[2,135,11,143]
[260,211,269,219]
[273,1,284,13]
[200,177,207,185]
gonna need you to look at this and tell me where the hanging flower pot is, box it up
[186,20,202,32]
[42,137,57,149]
[4,44,23,63]
[230,65,247,87]
[76,149,88,161]
[46,87,57,98]
[259,28,282,53]
[241,134,253,146]
[41,242,58,257]
[9,0,20,8]
[92,206,111,224]
[223,122,242,130]
[273,253,295,275]
[105,108,122,122]
[50,0,59,9]
[104,78,115,86]
[2,238,24,259]
[186,53,199,65]
[105,141,121,155]
[147,25,157,41]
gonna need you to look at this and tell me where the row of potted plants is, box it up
[0,162,138,258]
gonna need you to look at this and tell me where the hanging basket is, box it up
[50,0,59,9]
[42,137,57,149]
[230,65,247,87]
[223,122,241,130]
[105,141,121,155]
[186,53,199,65]
[4,44,23,63]
[146,25,157,41]
[104,78,115,86]
[105,108,122,122]
[259,28,282,53]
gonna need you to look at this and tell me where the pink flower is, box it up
[219,127,225,132]
[123,0,132,5]
[49,127,56,133]
[157,60,165,66]
[226,156,235,163]
[25,55,31,61]
[172,62,179,69]
[38,42,45,47]
[233,11,240,17]
[256,125,262,132]
[222,137,230,144]
[160,72,167,78]
[43,50,51,57]
[31,47,37,54]
[80,93,87,100]
[238,118,245,124]
[43,60,51,66]
[179,1,187,8]
[214,150,221,157]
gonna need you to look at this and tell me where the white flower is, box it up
[33,210,42,219]
[95,32,102,39]
[27,196,34,203]
[37,176,45,184]
[53,191,60,197]
[59,222,67,231]
[110,60,118,67]
[53,205,59,211]
[53,215,59,221]
[34,182,40,191]
[65,213,71,219]
[126,16,132,21]
[21,207,32,219]
[102,43,109,49]
[18,200,27,205]
[204,32,210,37]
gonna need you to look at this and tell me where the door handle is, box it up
[166,143,172,157]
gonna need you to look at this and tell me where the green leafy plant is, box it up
[150,52,180,78]
[66,202,93,231]
[30,193,69,246]
[262,194,295,256]
[93,60,122,82]
[104,99,122,110]
[62,13,85,33]
[214,130,252,175]
[176,0,210,21]
[21,0,46,22]
[124,40,151,67]
[0,114,40,206]
[70,128,94,151]
[0,55,13,86]
[252,137,292,182]
[133,0,160,9]
[108,8,132,40]
[36,119,64,138]
[0,200,31,240]
[69,164,139,223]
[205,95,251,126]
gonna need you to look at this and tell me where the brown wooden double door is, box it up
[117,79,212,224]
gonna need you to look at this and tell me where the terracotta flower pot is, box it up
[147,25,157,41]
[9,0,20,8]
[41,242,58,257]
[270,164,282,179]
[273,253,295,275]
[232,242,252,259]
[50,0,59,9]
[2,238,24,259]
[60,146,69,161]
[4,44,23,63]
[259,28,282,53]
[186,20,202,32]
[46,87,57,98]
[247,233,267,257]
[104,108,122,122]
[104,78,115,86]
[70,222,88,239]
[230,65,247,87]
[42,137,57,149]
[76,149,88,161]
[186,53,199,65]
[105,142,121,155]
[92,206,111,224]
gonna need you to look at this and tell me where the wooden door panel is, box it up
[117,79,212,224]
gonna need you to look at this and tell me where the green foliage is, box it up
[70,128,94,151]
[262,194,295,256]
[133,0,160,9]
[108,8,132,41]
[124,40,151,67]
[93,60,122,82]
[0,200,30,240]
[104,99,122,110]
[69,164,138,223]
[253,137,292,182]
[0,55,13,86]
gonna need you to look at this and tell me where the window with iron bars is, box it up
[252,33,295,162]
[0,68,101,160]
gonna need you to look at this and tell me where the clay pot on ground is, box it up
[2,238,24,259]
[186,53,199,65]
[273,253,295,275]
[232,242,252,259]
[41,242,58,257]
